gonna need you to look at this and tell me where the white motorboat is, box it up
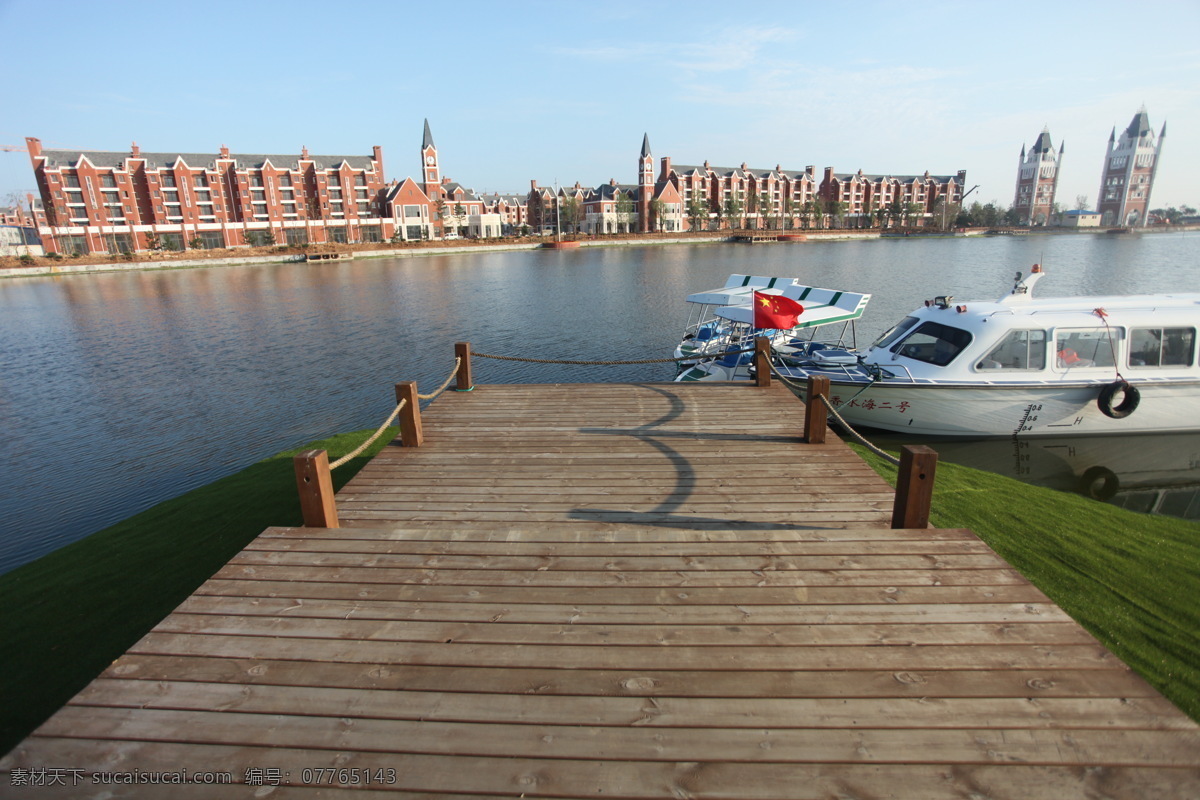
[775,265,1200,437]
[674,275,871,382]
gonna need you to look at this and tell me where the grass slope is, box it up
[0,428,393,755]
[850,443,1200,722]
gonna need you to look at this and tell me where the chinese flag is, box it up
[753,291,805,329]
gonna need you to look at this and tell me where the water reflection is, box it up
[1,232,1198,573]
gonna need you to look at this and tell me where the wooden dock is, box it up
[4,381,1198,797]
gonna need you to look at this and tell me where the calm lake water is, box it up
[3,231,1199,573]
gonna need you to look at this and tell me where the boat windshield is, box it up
[891,321,973,367]
[872,316,919,350]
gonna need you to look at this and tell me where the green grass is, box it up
[0,428,394,756]
[850,442,1200,722]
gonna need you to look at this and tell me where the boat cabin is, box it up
[866,296,1200,382]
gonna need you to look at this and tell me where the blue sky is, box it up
[2,0,1197,210]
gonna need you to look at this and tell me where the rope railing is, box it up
[472,347,756,367]
[327,356,462,472]
[330,397,408,470]
[417,357,462,400]
[765,356,901,466]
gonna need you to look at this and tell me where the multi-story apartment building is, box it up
[647,134,963,231]
[663,159,819,231]
[481,193,528,234]
[0,196,36,227]
[1012,128,1063,226]
[25,136,392,254]
[1098,108,1165,227]
[819,168,968,229]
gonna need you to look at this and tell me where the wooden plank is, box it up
[66,679,1192,731]
[173,595,1073,625]
[193,578,1052,606]
[101,654,1159,700]
[37,705,1200,766]
[225,550,1012,571]
[128,632,1124,671]
[8,739,1198,799]
[255,525,985,543]
[150,614,1097,648]
[241,536,998,556]
[213,563,1030,587]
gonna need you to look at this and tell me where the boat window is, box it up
[1128,327,1195,368]
[872,316,919,350]
[976,329,1046,370]
[1054,328,1121,369]
[892,321,973,366]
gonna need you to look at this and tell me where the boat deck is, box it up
[4,382,1197,797]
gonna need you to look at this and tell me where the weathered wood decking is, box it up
[4,382,1198,798]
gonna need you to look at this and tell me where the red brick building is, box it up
[25,136,392,254]
[819,167,968,229]
[649,132,965,231]
[0,195,36,227]
[1098,108,1165,227]
[1012,128,1062,226]
[481,193,528,234]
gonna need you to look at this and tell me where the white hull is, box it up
[793,378,1200,438]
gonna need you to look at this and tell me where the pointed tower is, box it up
[421,119,441,201]
[1012,127,1062,226]
[1097,107,1165,227]
[638,133,653,232]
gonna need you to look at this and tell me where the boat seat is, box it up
[810,348,858,366]
[716,348,751,368]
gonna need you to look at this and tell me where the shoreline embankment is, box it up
[1,229,917,280]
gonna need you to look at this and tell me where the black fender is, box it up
[1079,466,1120,501]
[1097,380,1139,419]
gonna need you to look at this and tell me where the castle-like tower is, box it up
[1098,107,1165,227]
[1012,127,1062,226]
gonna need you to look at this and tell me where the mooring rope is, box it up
[1092,308,1126,384]
[330,397,407,470]
[417,357,462,400]
[472,346,756,366]
[766,358,901,466]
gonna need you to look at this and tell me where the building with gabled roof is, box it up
[24,136,391,254]
[384,176,435,241]
[1098,107,1165,227]
[481,193,528,234]
[649,135,963,232]
[582,180,640,234]
[820,167,967,229]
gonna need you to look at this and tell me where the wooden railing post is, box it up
[753,336,771,388]
[396,381,423,447]
[455,341,474,391]
[892,445,938,529]
[293,449,339,528]
[803,375,830,444]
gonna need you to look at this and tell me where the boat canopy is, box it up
[715,286,871,330]
[683,274,799,306]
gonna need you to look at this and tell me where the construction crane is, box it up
[3,142,99,153]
